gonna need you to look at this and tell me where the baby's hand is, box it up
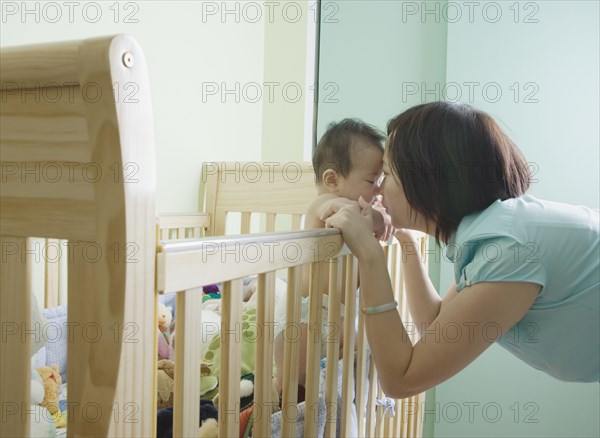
[358,196,395,242]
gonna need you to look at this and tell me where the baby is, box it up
[305,118,391,236]
[273,119,393,398]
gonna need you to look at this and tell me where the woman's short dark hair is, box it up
[313,119,385,183]
[387,101,531,244]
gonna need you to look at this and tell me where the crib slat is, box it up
[241,212,251,234]
[44,238,60,308]
[376,383,385,438]
[281,266,302,437]
[177,227,185,239]
[219,279,244,438]
[0,236,32,438]
[406,398,414,437]
[401,398,408,437]
[383,392,391,437]
[304,262,324,438]
[401,397,410,437]
[253,272,276,438]
[410,395,419,437]
[365,354,377,437]
[393,243,410,438]
[416,393,425,437]
[266,213,276,232]
[324,258,342,438]
[291,214,302,231]
[355,290,367,437]
[173,288,203,437]
[393,398,400,436]
[340,255,358,437]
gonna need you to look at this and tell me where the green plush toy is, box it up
[201,307,275,403]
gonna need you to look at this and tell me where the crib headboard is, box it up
[0,35,156,436]
[200,161,317,235]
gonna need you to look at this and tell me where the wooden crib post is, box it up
[1,35,157,437]
[67,36,156,437]
[0,236,32,438]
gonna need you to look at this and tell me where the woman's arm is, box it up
[323,201,541,398]
[362,257,541,398]
[393,230,442,333]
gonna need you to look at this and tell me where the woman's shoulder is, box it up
[453,194,598,247]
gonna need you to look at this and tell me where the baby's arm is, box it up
[304,193,355,229]
[354,196,394,242]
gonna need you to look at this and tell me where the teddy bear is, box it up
[30,369,56,437]
[156,359,219,410]
[157,359,175,410]
[36,364,62,416]
[157,303,173,360]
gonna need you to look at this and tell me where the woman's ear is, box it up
[321,169,339,191]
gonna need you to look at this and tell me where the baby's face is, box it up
[336,143,383,204]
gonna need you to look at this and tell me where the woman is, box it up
[322,102,599,398]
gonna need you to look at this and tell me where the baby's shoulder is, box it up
[304,193,341,229]
[306,193,340,213]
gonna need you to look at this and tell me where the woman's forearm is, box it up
[397,239,442,333]
[357,245,414,396]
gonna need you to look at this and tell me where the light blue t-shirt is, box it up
[445,195,599,382]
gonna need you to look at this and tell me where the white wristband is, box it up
[361,300,398,315]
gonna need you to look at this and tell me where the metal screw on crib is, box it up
[122,52,134,68]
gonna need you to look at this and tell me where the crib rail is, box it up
[156,229,426,437]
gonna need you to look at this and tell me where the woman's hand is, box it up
[320,197,381,259]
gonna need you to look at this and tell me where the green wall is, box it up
[436,1,599,436]
[317,2,448,436]
[317,1,599,437]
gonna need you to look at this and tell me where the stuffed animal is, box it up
[157,359,175,410]
[202,306,280,418]
[156,399,219,438]
[30,369,56,437]
[157,303,173,360]
[156,359,219,410]
[198,399,219,438]
[158,303,173,334]
[36,364,62,416]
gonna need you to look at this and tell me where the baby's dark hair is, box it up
[313,118,385,184]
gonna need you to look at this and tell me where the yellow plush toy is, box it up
[36,364,62,416]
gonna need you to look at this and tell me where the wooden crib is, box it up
[0,35,426,437]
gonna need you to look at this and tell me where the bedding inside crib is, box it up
[34,275,365,438]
